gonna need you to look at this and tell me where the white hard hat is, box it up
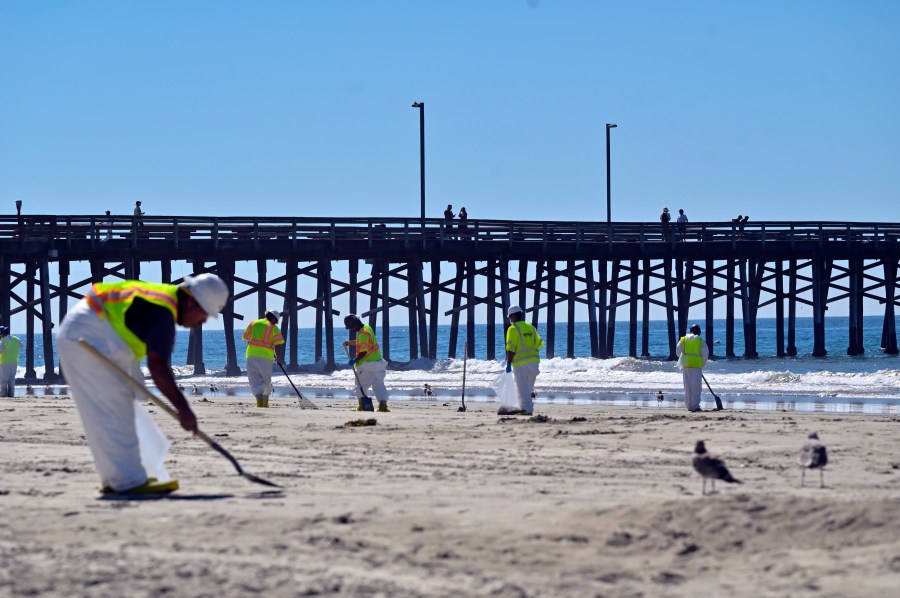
[182,274,229,318]
[265,309,281,320]
[507,305,523,317]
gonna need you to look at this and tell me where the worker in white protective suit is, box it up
[56,274,229,495]
[675,323,710,412]
[342,314,390,412]
[505,305,544,415]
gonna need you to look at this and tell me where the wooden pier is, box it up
[2,215,899,380]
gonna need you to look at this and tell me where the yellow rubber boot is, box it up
[356,397,374,412]
[262,396,269,408]
[256,395,265,408]
[377,400,390,412]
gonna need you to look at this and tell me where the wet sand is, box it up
[1,395,899,597]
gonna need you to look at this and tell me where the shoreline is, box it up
[7,386,899,415]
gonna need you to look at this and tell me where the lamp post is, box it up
[605,123,617,223]
[412,101,425,229]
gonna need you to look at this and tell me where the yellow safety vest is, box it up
[680,336,704,368]
[0,336,20,365]
[85,281,179,360]
[353,324,382,364]
[242,319,285,360]
[506,321,543,366]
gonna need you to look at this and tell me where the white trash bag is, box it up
[134,402,172,482]
[494,372,521,415]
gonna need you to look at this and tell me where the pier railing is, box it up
[3,215,900,250]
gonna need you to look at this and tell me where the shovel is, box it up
[78,339,282,488]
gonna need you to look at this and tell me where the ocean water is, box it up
[14,315,900,413]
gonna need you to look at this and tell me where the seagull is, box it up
[209,384,219,396]
[692,440,742,495]
[191,384,202,396]
[423,384,434,397]
[799,431,828,488]
[656,391,664,406]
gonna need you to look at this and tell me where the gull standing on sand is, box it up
[799,431,828,488]
[692,440,742,495]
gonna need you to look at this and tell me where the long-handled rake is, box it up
[458,340,468,412]
[276,361,318,409]
[78,339,282,488]
[343,344,372,404]
[702,374,724,411]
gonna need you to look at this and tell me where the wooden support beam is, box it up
[664,258,677,360]
[597,260,608,358]
[407,261,419,361]
[705,260,715,359]
[883,258,899,354]
[39,261,57,379]
[381,260,391,361]
[220,260,241,376]
[585,260,599,358]
[286,259,299,371]
[607,261,620,357]
[415,261,428,360]
[641,259,650,358]
[812,256,827,357]
[25,261,36,378]
[775,260,785,357]
[466,259,476,359]
[448,261,463,359]
[628,260,638,358]
[322,260,336,370]
[429,260,440,359]
[725,259,736,357]
[567,260,576,358]
[787,259,798,356]
[544,261,556,359]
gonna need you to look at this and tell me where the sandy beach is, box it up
[1,394,898,597]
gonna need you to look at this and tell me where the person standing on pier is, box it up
[343,314,390,412]
[133,200,144,228]
[660,207,672,242]
[458,207,469,238]
[676,323,710,412]
[56,274,230,494]
[505,305,544,415]
[103,210,113,242]
[677,209,688,241]
[242,309,285,408]
[0,326,21,397]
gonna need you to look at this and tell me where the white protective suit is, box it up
[512,361,539,414]
[246,355,275,397]
[353,359,389,402]
[675,333,710,411]
[56,300,171,491]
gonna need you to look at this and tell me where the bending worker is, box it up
[242,309,285,408]
[342,314,390,412]
[505,305,544,415]
[56,274,229,495]
[676,323,710,412]
[0,326,21,397]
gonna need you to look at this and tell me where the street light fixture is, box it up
[412,101,425,229]
[606,123,617,223]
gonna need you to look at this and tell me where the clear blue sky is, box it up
[2,1,899,224]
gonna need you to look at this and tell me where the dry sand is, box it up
[1,394,899,597]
